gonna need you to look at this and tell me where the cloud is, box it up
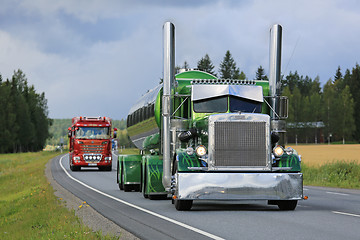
[1,0,360,120]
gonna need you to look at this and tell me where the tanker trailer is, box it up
[117,22,303,211]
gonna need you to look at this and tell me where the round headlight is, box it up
[273,145,284,157]
[186,147,194,155]
[285,147,294,155]
[195,145,207,157]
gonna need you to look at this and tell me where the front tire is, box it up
[277,200,298,210]
[70,164,80,171]
[174,199,193,211]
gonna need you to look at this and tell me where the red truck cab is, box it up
[68,116,116,171]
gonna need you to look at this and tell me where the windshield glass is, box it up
[193,96,228,113]
[75,127,110,139]
[229,96,262,113]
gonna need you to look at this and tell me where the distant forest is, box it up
[3,53,360,154]
[192,52,360,144]
[0,70,51,153]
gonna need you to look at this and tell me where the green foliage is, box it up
[219,50,241,79]
[0,70,51,153]
[197,54,216,76]
[283,65,358,144]
[348,64,360,141]
[255,65,268,80]
[302,161,360,189]
[0,152,119,239]
[46,119,71,146]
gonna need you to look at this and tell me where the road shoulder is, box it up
[45,154,139,239]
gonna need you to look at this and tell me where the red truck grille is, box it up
[80,145,104,153]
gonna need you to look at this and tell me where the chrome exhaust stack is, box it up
[162,21,175,191]
[269,24,287,146]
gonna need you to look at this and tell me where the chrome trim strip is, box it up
[192,84,263,102]
[124,182,141,185]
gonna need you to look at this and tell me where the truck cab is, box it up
[68,116,115,171]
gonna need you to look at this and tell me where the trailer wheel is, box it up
[174,199,193,211]
[119,162,124,190]
[117,163,123,190]
[277,200,298,210]
[124,184,132,192]
[142,166,149,198]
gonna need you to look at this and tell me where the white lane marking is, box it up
[297,205,309,208]
[332,211,360,218]
[112,151,119,157]
[59,155,224,240]
[303,188,309,191]
[326,191,349,196]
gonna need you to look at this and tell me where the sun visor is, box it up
[191,84,263,102]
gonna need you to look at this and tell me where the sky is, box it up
[1,0,360,120]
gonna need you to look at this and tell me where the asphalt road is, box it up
[51,153,360,240]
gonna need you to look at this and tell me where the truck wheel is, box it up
[70,165,80,171]
[174,199,193,211]
[117,163,123,190]
[134,185,141,192]
[277,200,298,210]
[124,184,132,192]
[119,163,124,190]
[142,167,149,198]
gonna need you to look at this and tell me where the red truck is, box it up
[68,116,116,171]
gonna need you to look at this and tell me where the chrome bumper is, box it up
[176,172,303,200]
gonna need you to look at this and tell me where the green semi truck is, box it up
[116,22,303,211]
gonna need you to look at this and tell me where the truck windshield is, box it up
[229,96,262,113]
[193,96,227,113]
[75,127,110,139]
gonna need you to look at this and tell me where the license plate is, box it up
[88,163,97,166]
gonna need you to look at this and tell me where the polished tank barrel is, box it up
[162,21,175,191]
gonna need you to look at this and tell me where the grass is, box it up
[118,148,141,155]
[288,144,360,189]
[302,161,360,189]
[0,152,118,240]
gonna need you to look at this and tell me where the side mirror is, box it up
[113,128,117,138]
[68,127,71,138]
[278,96,288,119]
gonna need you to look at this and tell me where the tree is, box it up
[255,65,268,80]
[0,69,51,153]
[197,54,216,76]
[218,50,240,79]
[183,61,189,69]
[239,71,247,80]
[282,71,300,92]
[339,85,355,143]
[348,64,360,141]
[334,66,342,81]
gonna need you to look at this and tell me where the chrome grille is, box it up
[80,145,104,153]
[213,120,267,167]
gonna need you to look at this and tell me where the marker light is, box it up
[195,145,207,157]
[273,145,284,157]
